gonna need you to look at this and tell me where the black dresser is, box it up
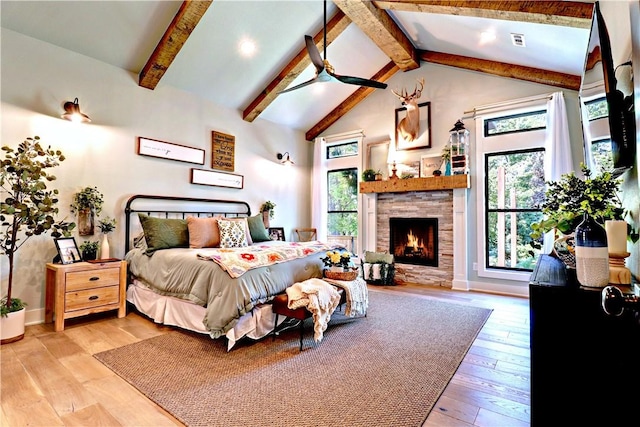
[529,255,640,426]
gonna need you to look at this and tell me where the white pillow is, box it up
[218,219,248,248]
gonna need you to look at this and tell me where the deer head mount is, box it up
[392,78,425,142]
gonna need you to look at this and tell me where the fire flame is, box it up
[406,229,423,250]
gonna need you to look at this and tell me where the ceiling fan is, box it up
[278,0,388,95]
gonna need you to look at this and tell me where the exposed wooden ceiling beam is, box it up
[374,0,593,28]
[305,61,400,141]
[242,10,351,123]
[139,1,212,90]
[419,50,581,90]
[334,0,419,71]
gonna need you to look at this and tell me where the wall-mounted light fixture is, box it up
[277,152,294,166]
[61,97,91,123]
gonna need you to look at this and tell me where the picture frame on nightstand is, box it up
[269,227,285,241]
[54,237,82,264]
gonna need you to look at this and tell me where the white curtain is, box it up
[311,137,328,241]
[543,91,574,253]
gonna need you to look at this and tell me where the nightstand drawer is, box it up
[66,268,120,292]
[65,285,120,312]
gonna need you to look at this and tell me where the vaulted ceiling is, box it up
[1,1,594,140]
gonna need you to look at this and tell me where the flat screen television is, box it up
[580,1,636,176]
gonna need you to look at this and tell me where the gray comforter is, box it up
[125,242,325,338]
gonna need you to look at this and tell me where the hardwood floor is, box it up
[0,284,530,426]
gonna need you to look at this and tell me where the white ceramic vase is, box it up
[100,234,110,259]
[1,307,26,344]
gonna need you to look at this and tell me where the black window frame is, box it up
[484,110,547,137]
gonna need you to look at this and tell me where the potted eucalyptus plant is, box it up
[70,186,103,236]
[260,201,276,228]
[97,216,116,259]
[0,136,75,343]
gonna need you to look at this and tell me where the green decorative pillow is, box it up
[138,214,189,254]
[218,219,248,248]
[247,214,271,242]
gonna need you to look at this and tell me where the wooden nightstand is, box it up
[45,260,127,331]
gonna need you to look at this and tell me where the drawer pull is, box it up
[89,295,99,300]
[89,277,100,281]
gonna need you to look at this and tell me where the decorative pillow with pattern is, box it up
[218,219,248,248]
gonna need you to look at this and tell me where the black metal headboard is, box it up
[124,194,251,254]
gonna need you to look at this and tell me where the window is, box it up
[326,141,358,159]
[327,169,358,253]
[585,97,608,121]
[484,110,546,136]
[485,149,545,271]
[475,102,547,284]
[590,137,613,173]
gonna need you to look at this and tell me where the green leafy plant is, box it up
[0,136,75,316]
[70,186,104,214]
[530,163,638,243]
[260,201,276,219]
[79,241,99,260]
[97,216,116,234]
[362,169,376,182]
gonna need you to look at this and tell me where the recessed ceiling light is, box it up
[239,38,256,57]
[480,31,496,45]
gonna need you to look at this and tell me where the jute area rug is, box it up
[94,290,491,427]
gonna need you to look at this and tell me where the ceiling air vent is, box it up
[511,33,526,47]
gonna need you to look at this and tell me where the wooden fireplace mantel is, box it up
[359,174,470,194]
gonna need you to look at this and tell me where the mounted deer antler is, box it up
[392,78,425,142]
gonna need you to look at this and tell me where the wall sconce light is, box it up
[61,97,91,123]
[277,152,294,166]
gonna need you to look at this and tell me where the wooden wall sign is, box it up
[211,131,235,171]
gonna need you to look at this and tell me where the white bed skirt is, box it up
[127,281,282,350]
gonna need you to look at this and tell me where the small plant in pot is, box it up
[260,201,276,228]
[70,186,104,235]
[362,169,377,182]
[79,241,99,261]
[0,136,75,343]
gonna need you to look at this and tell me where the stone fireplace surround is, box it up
[360,176,469,289]
[377,191,454,286]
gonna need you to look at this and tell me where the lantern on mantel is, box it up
[449,119,470,175]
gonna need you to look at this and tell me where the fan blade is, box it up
[277,76,319,94]
[330,72,388,89]
[305,35,324,73]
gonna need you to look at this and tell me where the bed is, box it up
[123,195,334,349]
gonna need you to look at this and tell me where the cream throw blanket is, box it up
[323,277,368,317]
[286,278,341,342]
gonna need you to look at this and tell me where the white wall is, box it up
[1,29,312,324]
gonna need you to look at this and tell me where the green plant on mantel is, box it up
[530,163,638,244]
[0,136,75,316]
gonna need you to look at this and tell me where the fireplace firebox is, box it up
[389,217,438,267]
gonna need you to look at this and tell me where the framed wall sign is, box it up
[395,101,432,151]
[190,168,244,189]
[54,237,82,264]
[137,137,205,165]
[211,131,235,171]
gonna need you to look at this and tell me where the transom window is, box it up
[326,141,358,159]
[484,110,546,136]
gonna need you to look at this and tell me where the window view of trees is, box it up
[327,168,358,253]
[327,142,358,159]
[585,97,609,120]
[486,149,545,271]
[485,110,546,136]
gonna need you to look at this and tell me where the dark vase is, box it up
[574,214,609,288]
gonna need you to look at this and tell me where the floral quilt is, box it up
[197,241,334,278]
